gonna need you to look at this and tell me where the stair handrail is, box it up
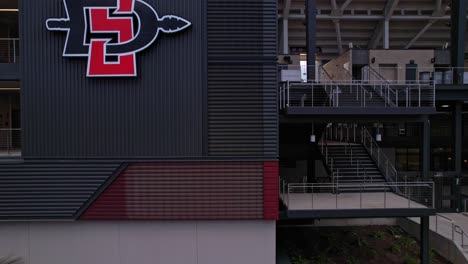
[361,126,399,184]
[362,66,398,107]
[341,67,373,107]
[320,66,340,107]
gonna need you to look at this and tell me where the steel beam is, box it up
[340,0,353,13]
[333,21,343,54]
[383,20,390,49]
[384,0,400,19]
[420,216,430,264]
[279,14,460,20]
[282,0,292,54]
[451,0,467,85]
[306,0,317,80]
[404,21,435,49]
[422,118,431,181]
[369,21,383,49]
[454,102,463,211]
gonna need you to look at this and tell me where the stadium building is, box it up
[0,0,466,263]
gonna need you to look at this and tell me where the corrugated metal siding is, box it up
[20,0,206,158]
[207,0,278,157]
[263,161,278,220]
[0,161,122,220]
[80,161,265,220]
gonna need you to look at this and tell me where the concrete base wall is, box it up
[0,221,275,264]
[314,218,397,227]
[398,218,468,264]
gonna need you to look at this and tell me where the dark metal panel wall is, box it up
[20,0,206,158]
[207,0,278,158]
[80,161,265,220]
[0,161,122,220]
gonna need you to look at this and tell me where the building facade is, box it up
[0,0,467,263]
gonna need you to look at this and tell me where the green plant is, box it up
[291,255,310,264]
[390,244,401,254]
[370,231,385,239]
[403,256,419,264]
[312,253,330,264]
[346,256,360,264]
[398,236,416,249]
[386,226,403,237]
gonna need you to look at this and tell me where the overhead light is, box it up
[310,135,316,143]
[0,9,19,12]
[441,105,450,108]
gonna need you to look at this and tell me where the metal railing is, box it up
[365,66,468,85]
[0,128,21,156]
[283,181,435,210]
[434,214,468,248]
[279,80,435,109]
[361,126,399,183]
[0,38,19,63]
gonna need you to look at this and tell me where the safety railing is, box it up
[0,38,19,63]
[366,66,468,85]
[434,214,468,248]
[279,80,373,109]
[361,126,399,184]
[283,181,435,210]
[279,80,435,109]
[0,128,21,156]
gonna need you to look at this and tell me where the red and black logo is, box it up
[46,0,191,77]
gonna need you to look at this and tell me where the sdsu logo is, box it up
[46,0,191,77]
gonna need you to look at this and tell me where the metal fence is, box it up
[434,214,468,248]
[280,180,435,210]
[0,129,21,156]
[0,38,19,63]
[279,80,435,109]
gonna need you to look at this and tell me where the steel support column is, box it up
[451,0,467,84]
[306,0,317,81]
[383,20,390,49]
[422,118,431,181]
[420,216,430,264]
[454,102,463,211]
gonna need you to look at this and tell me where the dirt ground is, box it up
[277,226,451,264]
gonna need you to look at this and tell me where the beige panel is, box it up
[0,223,29,263]
[0,221,275,264]
[197,221,276,264]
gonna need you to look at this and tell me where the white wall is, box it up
[0,221,275,264]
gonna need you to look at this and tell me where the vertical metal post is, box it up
[311,83,314,107]
[311,186,314,209]
[422,117,431,181]
[13,40,16,63]
[384,188,387,208]
[360,186,363,208]
[287,81,290,107]
[418,85,421,107]
[306,0,317,81]
[454,102,463,211]
[450,0,467,85]
[420,216,430,264]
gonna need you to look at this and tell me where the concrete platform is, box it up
[281,192,426,210]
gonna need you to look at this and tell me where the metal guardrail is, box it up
[279,80,435,109]
[361,126,400,184]
[0,38,19,63]
[435,214,468,248]
[281,181,435,210]
[0,128,21,156]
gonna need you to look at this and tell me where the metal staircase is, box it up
[320,124,401,193]
[322,142,392,193]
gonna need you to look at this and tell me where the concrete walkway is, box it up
[282,192,426,210]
